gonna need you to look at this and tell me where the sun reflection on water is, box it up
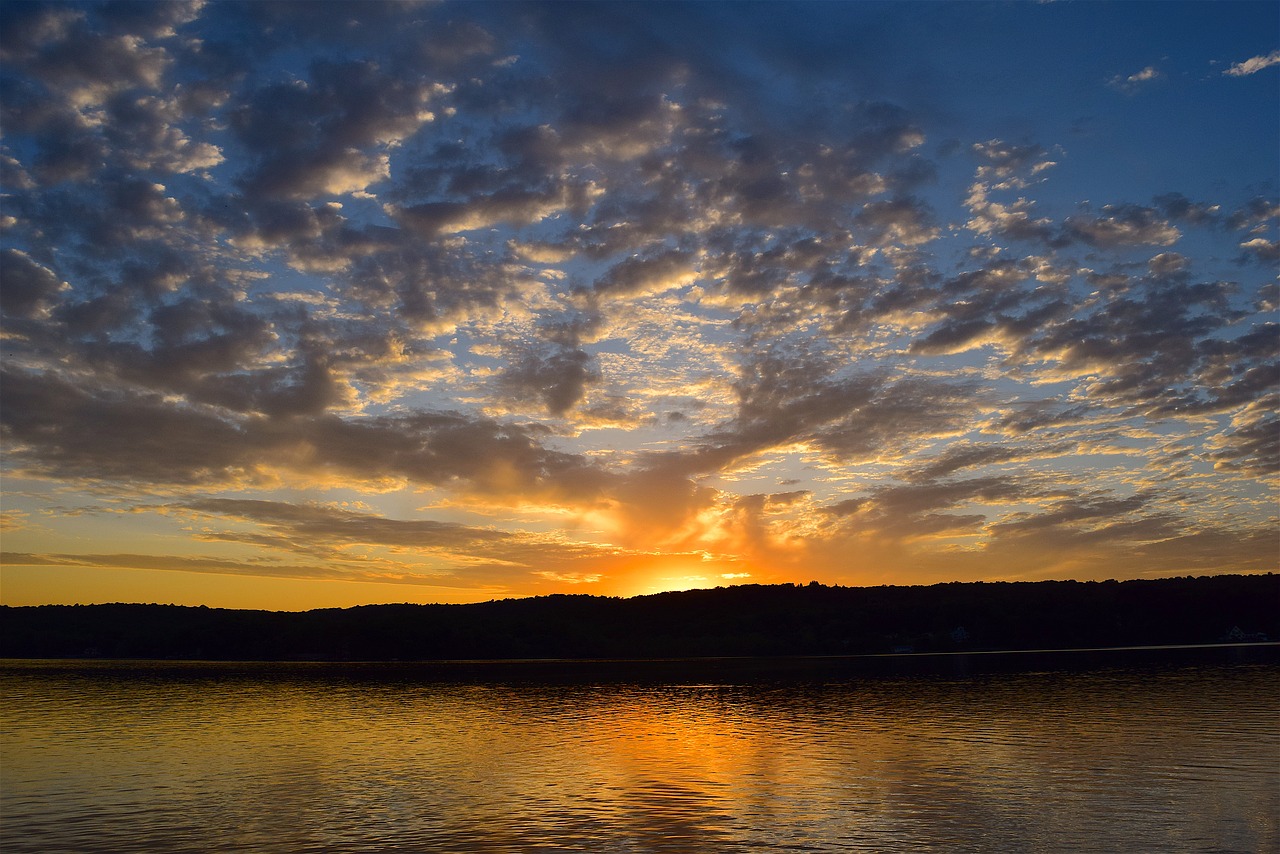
[1,660,1277,852]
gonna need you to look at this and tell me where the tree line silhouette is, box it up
[1,575,1275,662]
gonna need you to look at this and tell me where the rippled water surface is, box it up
[2,653,1277,852]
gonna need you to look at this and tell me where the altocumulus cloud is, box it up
[0,1,1276,605]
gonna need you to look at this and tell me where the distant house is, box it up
[1222,625,1270,643]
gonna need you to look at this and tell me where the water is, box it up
[2,652,1277,853]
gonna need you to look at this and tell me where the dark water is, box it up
[2,650,1277,853]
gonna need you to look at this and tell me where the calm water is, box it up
[2,651,1277,853]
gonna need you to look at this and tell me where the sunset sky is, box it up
[1,1,1276,610]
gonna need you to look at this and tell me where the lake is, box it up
[2,648,1277,852]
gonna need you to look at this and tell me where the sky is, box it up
[1,1,1277,610]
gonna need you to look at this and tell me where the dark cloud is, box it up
[1061,204,1180,248]
[971,140,1054,184]
[1238,237,1279,264]
[0,551,354,581]
[1152,193,1220,227]
[500,344,599,417]
[392,184,580,236]
[961,141,1060,244]
[1226,197,1280,232]
[990,400,1096,435]
[820,474,1067,544]
[853,197,938,247]
[0,367,613,501]
[1,368,256,485]
[0,248,64,318]
[1019,275,1248,411]
[988,492,1182,550]
[903,442,1074,483]
[182,498,517,554]
[230,58,440,202]
[586,247,699,299]
[908,257,1072,356]
[1206,399,1280,476]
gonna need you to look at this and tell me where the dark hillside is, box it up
[1,574,1275,661]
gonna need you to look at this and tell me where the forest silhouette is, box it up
[2,575,1275,662]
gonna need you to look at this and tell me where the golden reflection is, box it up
[3,663,1277,851]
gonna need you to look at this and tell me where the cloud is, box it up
[853,197,939,246]
[391,184,583,236]
[1019,279,1245,411]
[0,367,616,503]
[1224,50,1280,77]
[907,257,1070,356]
[104,92,224,175]
[500,343,600,417]
[231,59,443,202]
[852,483,1202,569]
[1239,237,1279,264]
[1107,65,1163,93]
[0,248,66,318]
[962,140,1057,243]
[964,190,1055,244]
[1062,204,1180,247]
[971,140,1056,188]
[180,498,530,553]
[1204,398,1280,476]
[1152,193,1219,227]
[1,550,359,581]
[591,248,701,298]
[902,441,1075,483]
[989,400,1095,435]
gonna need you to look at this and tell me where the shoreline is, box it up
[3,642,1277,684]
